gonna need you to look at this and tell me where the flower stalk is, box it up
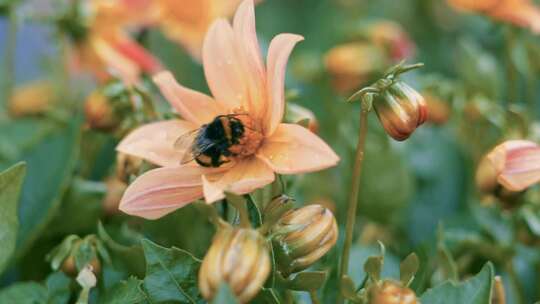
[338,96,370,303]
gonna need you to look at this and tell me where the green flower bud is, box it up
[199,227,270,303]
[373,81,427,141]
[272,204,338,276]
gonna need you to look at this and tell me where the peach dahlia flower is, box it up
[69,0,162,84]
[448,0,540,34]
[476,140,540,193]
[156,0,247,60]
[116,0,339,219]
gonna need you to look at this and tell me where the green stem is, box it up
[1,6,17,119]
[338,105,369,304]
[227,195,251,228]
[504,28,518,107]
[309,290,321,304]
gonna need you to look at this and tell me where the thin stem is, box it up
[504,28,518,106]
[338,106,370,303]
[1,6,17,119]
[227,195,251,228]
[309,290,321,304]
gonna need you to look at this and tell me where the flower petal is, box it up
[265,33,304,136]
[113,36,163,74]
[257,123,339,174]
[203,19,247,111]
[116,120,196,167]
[202,157,275,203]
[232,0,266,119]
[92,36,140,85]
[119,167,204,219]
[488,140,540,191]
[153,71,223,125]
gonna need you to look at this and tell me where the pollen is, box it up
[229,114,264,157]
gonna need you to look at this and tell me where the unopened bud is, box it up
[103,176,127,215]
[84,90,118,131]
[373,81,427,141]
[199,228,270,303]
[116,152,143,182]
[263,194,294,227]
[8,80,56,117]
[477,140,540,193]
[271,204,338,276]
[369,280,418,304]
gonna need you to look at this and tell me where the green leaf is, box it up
[0,162,25,274]
[97,222,145,278]
[282,271,327,291]
[101,277,148,304]
[141,239,203,303]
[246,195,262,228]
[340,275,358,300]
[211,284,239,304]
[0,118,81,256]
[45,272,71,304]
[420,262,494,304]
[0,282,47,304]
[400,253,419,287]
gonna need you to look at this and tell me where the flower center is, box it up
[228,114,264,158]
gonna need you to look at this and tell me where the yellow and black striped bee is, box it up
[175,114,248,167]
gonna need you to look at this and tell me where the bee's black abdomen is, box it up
[193,115,246,168]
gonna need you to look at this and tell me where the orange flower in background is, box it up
[476,140,540,193]
[8,80,56,117]
[69,0,162,84]
[365,21,415,61]
[448,0,540,34]
[157,0,250,60]
[116,0,339,219]
[324,42,387,93]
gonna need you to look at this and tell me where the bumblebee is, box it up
[175,114,249,167]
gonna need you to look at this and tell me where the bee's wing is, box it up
[173,129,200,165]
[174,128,217,165]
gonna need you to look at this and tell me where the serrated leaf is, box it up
[284,271,327,291]
[211,284,239,304]
[0,282,47,304]
[101,277,148,304]
[420,262,494,304]
[400,253,419,287]
[141,239,203,303]
[97,222,145,277]
[0,162,25,274]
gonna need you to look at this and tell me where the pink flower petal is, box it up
[153,71,223,125]
[257,123,339,174]
[203,19,247,111]
[264,33,304,136]
[117,120,196,167]
[232,0,266,120]
[202,157,275,203]
[113,37,163,74]
[119,166,204,219]
[488,140,540,191]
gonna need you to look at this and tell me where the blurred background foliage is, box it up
[1,0,540,303]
